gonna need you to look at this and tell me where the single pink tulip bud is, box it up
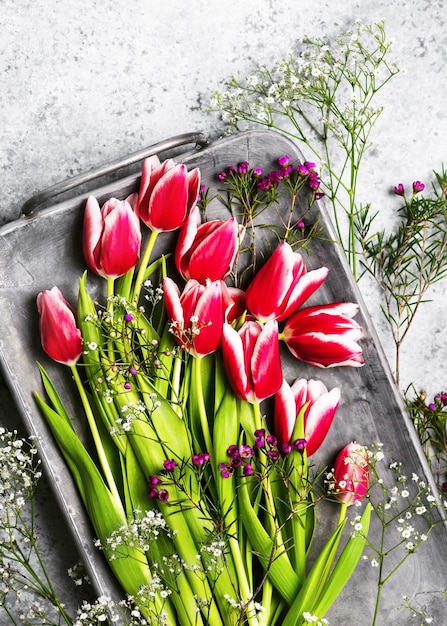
[37,287,83,366]
[282,302,364,368]
[135,156,200,232]
[163,277,225,358]
[331,443,369,506]
[274,378,341,456]
[245,241,329,323]
[221,319,283,403]
[83,195,142,279]
[175,206,245,282]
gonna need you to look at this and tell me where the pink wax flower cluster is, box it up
[218,156,324,200]
[393,180,425,197]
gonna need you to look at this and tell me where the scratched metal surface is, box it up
[0,130,445,624]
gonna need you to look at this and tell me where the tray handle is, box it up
[22,131,208,215]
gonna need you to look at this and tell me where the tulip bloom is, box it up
[274,378,341,456]
[221,319,283,403]
[282,302,364,368]
[331,443,369,506]
[245,241,329,323]
[175,206,244,282]
[135,156,200,232]
[163,277,225,358]
[37,287,83,366]
[83,195,142,279]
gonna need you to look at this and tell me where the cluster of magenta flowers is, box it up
[218,429,308,479]
[393,180,425,197]
[147,452,211,501]
[217,156,324,199]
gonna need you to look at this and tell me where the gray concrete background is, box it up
[1,0,447,622]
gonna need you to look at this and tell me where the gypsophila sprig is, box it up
[0,428,75,625]
[210,20,402,277]
[398,595,439,625]
[362,444,447,625]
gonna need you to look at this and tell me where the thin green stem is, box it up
[192,357,213,456]
[70,365,122,507]
[133,229,159,303]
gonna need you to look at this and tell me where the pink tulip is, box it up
[37,287,83,366]
[245,241,329,323]
[163,277,225,358]
[282,302,364,368]
[274,378,341,456]
[83,195,142,279]
[221,319,283,403]
[175,206,244,282]
[135,156,200,232]
[331,443,369,506]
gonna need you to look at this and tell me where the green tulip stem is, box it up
[251,402,289,588]
[192,357,213,457]
[289,403,310,583]
[133,229,159,303]
[70,364,121,508]
[107,277,115,304]
[337,502,348,527]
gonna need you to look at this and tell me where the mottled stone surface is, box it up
[1,1,446,622]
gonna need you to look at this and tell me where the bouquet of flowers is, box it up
[34,151,371,625]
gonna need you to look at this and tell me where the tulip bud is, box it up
[175,206,244,282]
[83,195,141,279]
[135,156,200,232]
[37,287,83,366]
[330,443,369,506]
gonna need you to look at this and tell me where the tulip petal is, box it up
[189,219,240,282]
[83,196,103,275]
[136,155,163,214]
[304,387,341,456]
[163,277,184,328]
[186,167,201,212]
[245,242,295,322]
[175,206,201,278]
[277,266,329,321]
[251,320,283,401]
[100,201,141,279]
[284,331,364,368]
[274,380,298,447]
[192,281,224,357]
[148,164,188,231]
[222,323,250,400]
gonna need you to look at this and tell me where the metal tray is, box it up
[0,130,446,624]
